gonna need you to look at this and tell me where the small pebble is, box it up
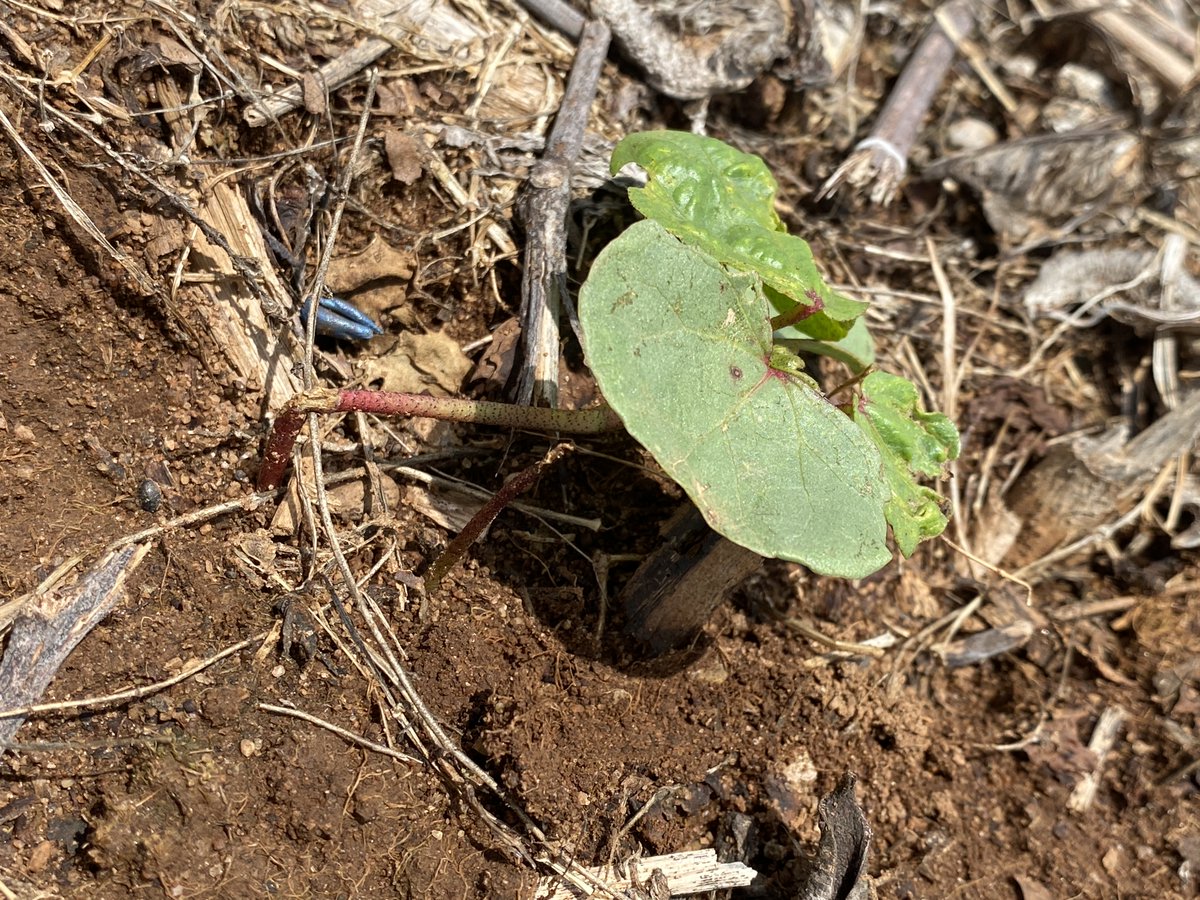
[946,117,998,152]
[136,479,162,512]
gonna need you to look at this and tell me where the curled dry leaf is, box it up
[590,0,795,100]
[796,773,873,900]
[925,129,1143,245]
[325,234,416,294]
[358,331,473,397]
[325,234,419,323]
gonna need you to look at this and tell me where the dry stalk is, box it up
[784,618,887,658]
[533,849,755,899]
[1067,705,1127,812]
[0,632,265,722]
[819,0,976,205]
[516,0,586,39]
[515,18,610,406]
[926,237,969,552]
[885,593,983,698]
[258,702,420,764]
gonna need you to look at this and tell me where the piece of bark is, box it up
[530,848,756,899]
[155,78,300,409]
[796,773,873,900]
[620,505,763,655]
[0,544,150,747]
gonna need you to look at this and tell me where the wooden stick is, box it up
[619,506,763,656]
[515,0,587,40]
[515,19,611,406]
[424,444,574,588]
[819,0,976,205]
[531,848,756,899]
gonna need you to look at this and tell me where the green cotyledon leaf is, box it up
[610,130,868,341]
[580,219,894,578]
[850,371,961,556]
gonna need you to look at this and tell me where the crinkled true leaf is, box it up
[580,219,893,578]
[611,130,868,340]
[851,372,960,556]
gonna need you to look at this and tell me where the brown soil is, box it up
[1,3,1198,899]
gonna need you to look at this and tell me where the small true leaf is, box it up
[850,372,960,556]
[611,130,868,340]
[580,220,893,578]
[777,316,876,374]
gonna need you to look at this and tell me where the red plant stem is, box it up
[256,387,623,490]
[424,443,573,589]
[769,292,824,331]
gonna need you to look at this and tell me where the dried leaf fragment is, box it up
[590,0,793,100]
[796,773,873,900]
[926,129,1142,244]
[384,131,425,185]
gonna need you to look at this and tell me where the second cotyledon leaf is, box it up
[580,219,894,579]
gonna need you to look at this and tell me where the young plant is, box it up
[258,131,959,581]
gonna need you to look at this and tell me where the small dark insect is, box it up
[730,366,743,379]
[136,479,162,512]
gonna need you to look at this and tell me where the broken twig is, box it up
[515,19,611,406]
[819,0,975,205]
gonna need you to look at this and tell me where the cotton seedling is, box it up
[259,131,959,581]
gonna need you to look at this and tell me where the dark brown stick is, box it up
[620,506,763,655]
[424,444,574,588]
[515,0,587,41]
